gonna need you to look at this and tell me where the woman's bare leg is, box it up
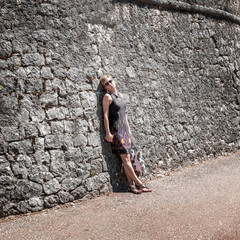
[124,168,133,186]
[120,154,142,186]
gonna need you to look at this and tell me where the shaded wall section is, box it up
[0,0,239,216]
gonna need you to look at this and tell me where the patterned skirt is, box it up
[111,131,132,155]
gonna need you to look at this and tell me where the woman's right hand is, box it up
[105,132,114,142]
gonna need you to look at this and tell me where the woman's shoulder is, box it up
[103,93,112,102]
[103,92,112,99]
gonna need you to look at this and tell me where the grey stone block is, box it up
[73,134,87,148]
[22,53,45,66]
[0,94,18,111]
[64,148,82,162]
[44,195,59,208]
[25,123,38,137]
[85,173,110,192]
[65,79,76,93]
[81,147,95,161]
[63,120,75,133]
[12,180,42,200]
[0,59,7,69]
[33,29,52,42]
[90,159,103,175]
[12,32,37,54]
[58,191,74,203]
[46,107,69,120]
[7,55,21,69]
[66,94,81,108]
[9,140,34,154]
[61,178,81,192]
[43,178,61,195]
[17,197,43,213]
[75,119,88,132]
[39,92,58,106]
[2,127,20,142]
[62,134,74,149]
[65,161,77,177]
[37,122,51,136]
[76,162,91,179]
[52,78,67,95]
[25,75,43,93]
[53,67,67,78]
[11,161,29,179]
[34,150,51,165]
[79,91,97,109]
[17,109,30,124]
[41,66,54,79]
[71,185,86,199]
[27,197,44,212]
[17,201,30,214]
[87,132,100,147]
[51,121,64,133]
[0,41,12,58]
[0,175,16,186]
[29,165,53,184]
[39,3,58,16]
[126,66,136,78]
[67,67,83,82]
[34,138,45,152]
[0,156,7,163]
[49,150,66,177]
[45,135,62,149]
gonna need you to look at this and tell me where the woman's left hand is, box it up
[105,132,114,142]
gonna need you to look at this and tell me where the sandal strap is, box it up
[138,184,152,192]
[128,185,142,194]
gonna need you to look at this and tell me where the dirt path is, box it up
[1,150,240,240]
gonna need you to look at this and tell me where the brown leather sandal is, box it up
[137,184,152,192]
[128,185,142,194]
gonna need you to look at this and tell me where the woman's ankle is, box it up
[136,182,142,187]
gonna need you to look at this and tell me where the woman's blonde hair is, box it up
[100,75,112,87]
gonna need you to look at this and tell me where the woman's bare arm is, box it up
[102,94,114,142]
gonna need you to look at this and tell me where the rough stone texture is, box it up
[0,0,239,216]
[183,0,240,15]
[136,0,240,24]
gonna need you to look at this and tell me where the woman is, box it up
[101,75,152,194]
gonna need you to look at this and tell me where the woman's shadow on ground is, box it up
[96,83,128,192]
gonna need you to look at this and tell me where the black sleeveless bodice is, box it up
[108,93,131,154]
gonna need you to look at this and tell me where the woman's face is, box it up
[104,76,115,90]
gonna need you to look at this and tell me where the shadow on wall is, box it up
[95,83,128,192]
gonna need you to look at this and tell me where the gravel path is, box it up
[1,150,240,240]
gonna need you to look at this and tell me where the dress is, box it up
[108,93,132,154]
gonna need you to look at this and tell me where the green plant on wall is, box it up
[0,85,2,90]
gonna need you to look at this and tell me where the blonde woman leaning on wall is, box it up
[100,75,152,194]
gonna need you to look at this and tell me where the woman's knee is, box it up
[120,154,131,164]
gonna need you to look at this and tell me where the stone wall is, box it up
[0,0,239,216]
[182,0,240,15]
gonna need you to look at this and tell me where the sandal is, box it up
[137,184,152,192]
[128,185,142,194]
